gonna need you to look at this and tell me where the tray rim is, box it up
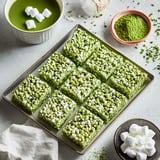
[2,24,154,154]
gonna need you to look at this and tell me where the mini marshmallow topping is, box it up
[25,6,33,16]
[25,20,36,29]
[24,6,52,29]
[120,123,156,160]
[36,13,45,22]
[30,8,39,18]
[42,8,52,18]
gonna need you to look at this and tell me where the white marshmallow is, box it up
[145,146,156,157]
[135,145,145,152]
[30,8,39,18]
[129,124,141,135]
[126,149,136,158]
[147,129,156,138]
[25,20,36,29]
[42,8,52,18]
[35,13,45,22]
[135,135,145,145]
[140,126,149,136]
[136,152,147,160]
[120,132,129,142]
[125,135,137,147]
[120,143,129,153]
[146,138,155,147]
[25,6,33,16]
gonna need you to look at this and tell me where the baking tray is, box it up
[2,24,154,154]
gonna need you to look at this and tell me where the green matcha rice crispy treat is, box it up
[12,74,51,114]
[85,44,123,82]
[39,90,77,130]
[108,60,148,99]
[61,67,101,104]
[63,28,101,66]
[84,83,127,123]
[63,106,104,148]
[38,52,76,88]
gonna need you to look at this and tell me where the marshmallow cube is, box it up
[120,143,129,153]
[120,132,129,142]
[145,146,156,157]
[129,123,141,134]
[135,145,145,152]
[30,8,39,18]
[147,129,156,138]
[146,138,155,147]
[125,136,137,147]
[126,149,136,158]
[36,13,45,22]
[25,6,33,16]
[25,20,36,29]
[42,8,52,18]
[135,135,145,145]
[140,126,149,136]
[136,152,147,160]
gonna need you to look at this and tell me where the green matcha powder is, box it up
[114,14,149,41]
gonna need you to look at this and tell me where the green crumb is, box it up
[114,14,149,41]
[140,45,160,63]
[104,23,107,28]
[67,10,72,14]
[154,64,160,73]
[94,13,103,18]
[84,147,107,160]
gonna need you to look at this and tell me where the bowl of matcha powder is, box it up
[110,10,152,45]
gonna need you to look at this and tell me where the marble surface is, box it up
[0,0,160,159]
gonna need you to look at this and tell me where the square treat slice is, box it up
[63,106,104,148]
[12,74,51,114]
[38,52,76,88]
[63,28,101,66]
[61,67,101,104]
[39,90,77,130]
[85,44,123,82]
[84,83,127,123]
[108,60,148,99]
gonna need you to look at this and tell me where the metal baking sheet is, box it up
[2,24,154,154]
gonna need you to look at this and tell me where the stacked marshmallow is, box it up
[120,123,156,160]
[25,6,52,29]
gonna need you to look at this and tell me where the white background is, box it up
[0,0,160,159]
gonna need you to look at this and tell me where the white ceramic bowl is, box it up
[4,0,64,44]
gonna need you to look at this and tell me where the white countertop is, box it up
[0,0,160,159]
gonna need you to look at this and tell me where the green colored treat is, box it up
[38,52,76,88]
[114,14,149,41]
[63,106,104,148]
[39,90,76,130]
[85,44,123,82]
[63,28,101,66]
[61,67,101,104]
[12,74,51,114]
[84,83,127,123]
[108,60,148,99]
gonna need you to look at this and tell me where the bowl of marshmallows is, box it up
[114,118,160,160]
